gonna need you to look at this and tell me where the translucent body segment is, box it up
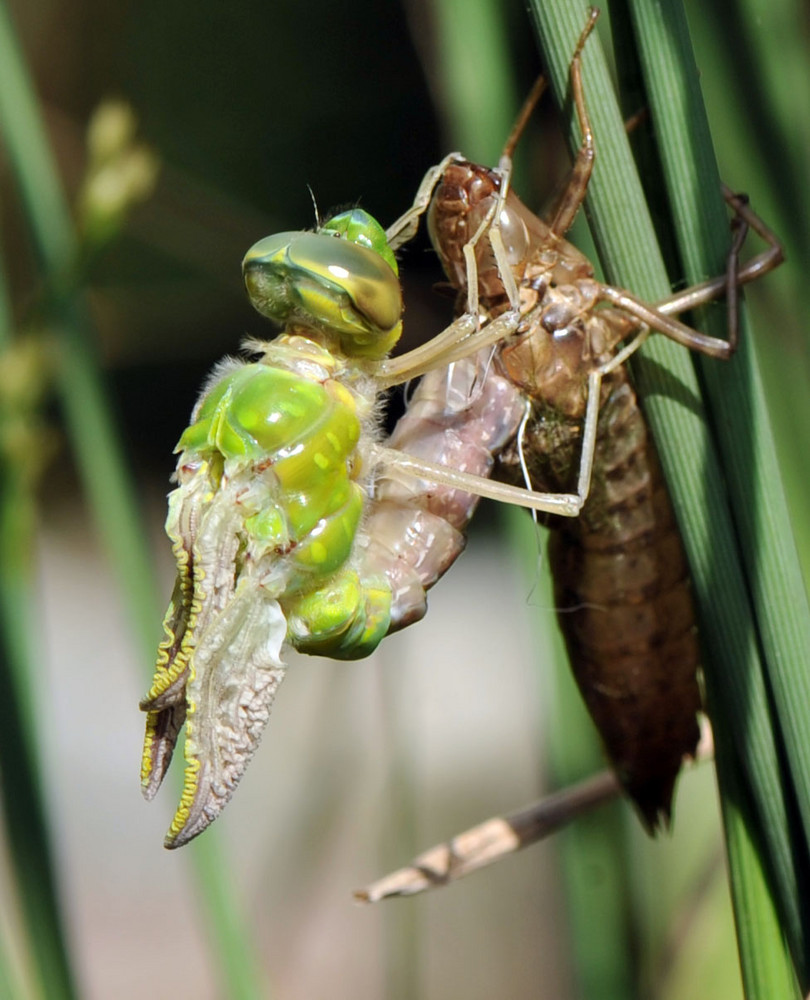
[355,351,527,631]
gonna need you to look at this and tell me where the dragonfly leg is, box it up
[385,152,468,251]
[597,284,739,360]
[654,186,784,321]
[547,8,599,236]
[591,184,783,370]
[371,441,583,516]
[370,374,599,522]
[596,327,651,376]
[373,309,522,388]
[501,75,549,161]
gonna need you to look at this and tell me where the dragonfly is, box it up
[380,8,782,831]
[141,12,780,851]
[140,206,578,849]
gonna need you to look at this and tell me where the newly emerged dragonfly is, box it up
[380,9,781,831]
[142,11,780,851]
[140,208,574,848]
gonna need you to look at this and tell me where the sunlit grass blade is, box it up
[528,0,808,993]
[714,722,799,999]
[628,0,810,828]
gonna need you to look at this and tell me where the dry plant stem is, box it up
[356,721,716,903]
[355,770,620,903]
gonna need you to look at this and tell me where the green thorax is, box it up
[176,348,365,582]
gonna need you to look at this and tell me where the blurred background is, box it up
[0,0,808,997]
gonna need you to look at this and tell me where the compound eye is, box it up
[288,234,401,334]
[243,230,402,357]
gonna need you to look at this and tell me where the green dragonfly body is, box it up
[140,195,539,848]
[141,211,405,848]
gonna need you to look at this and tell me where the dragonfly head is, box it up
[243,209,402,359]
[320,208,399,275]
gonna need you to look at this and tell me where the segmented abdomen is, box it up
[361,350,526,631]
[499,367,701,828]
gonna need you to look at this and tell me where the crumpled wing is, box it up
[141,468,290,848]
[164,580,288,848]
[141,471,244,799]
[140,497,197,800]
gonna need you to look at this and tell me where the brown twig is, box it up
[355,724,715,903]
[354,770,620,903]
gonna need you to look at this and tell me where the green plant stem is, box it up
[714,724,799,999]
[527,0,808,993]
[628,0,810,851]
[627,1,810,991]
[0,489,78,1000]
[0,277,75,997]
[430,0,518,164]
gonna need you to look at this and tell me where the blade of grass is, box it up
[627,0,810,990]
[0,485,77,1000]
[0,3,267,996]
[0,259,76,998]
[0,246,37,1000]
[702,0,810,264]
[628,0,810,845]
[505,510,636,1000]
[0,0,155,641]
[527,0,808,992]
[430,0,518,165]
[714,723,799,999]
[685,0,810,577]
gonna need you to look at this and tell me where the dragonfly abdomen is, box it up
[362,350,526,631]
[514,369,702,828]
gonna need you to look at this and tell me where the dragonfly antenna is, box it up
[307,184,322,228]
